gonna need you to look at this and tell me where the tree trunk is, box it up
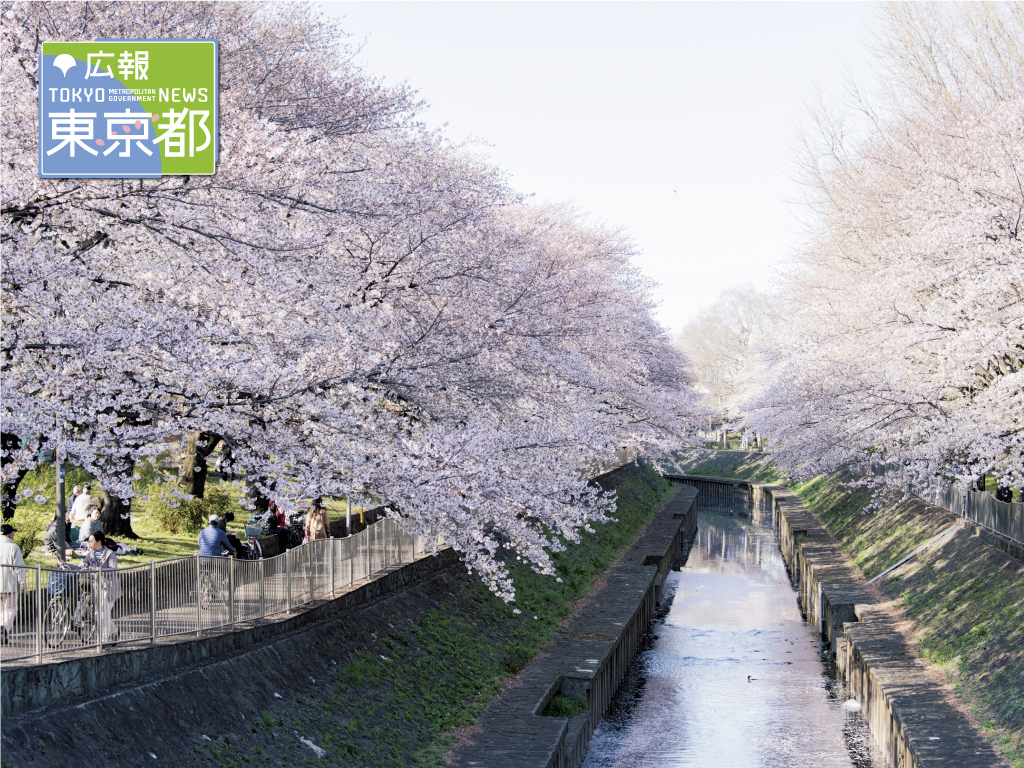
[246,474,272,514]
[1,432,32,522]
[178,431,222,499]
[97,456,138,539]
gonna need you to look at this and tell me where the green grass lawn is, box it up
[7,463,364,570]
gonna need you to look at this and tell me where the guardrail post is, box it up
[196,555,201,636]
[286,550,292,612]
[329,538,335,595]
[149,560,155,646]
[94,570,103,653]
[259,556,265,619]
[35,565,42,663]
[307,542,313,601]
[228,556,235,627]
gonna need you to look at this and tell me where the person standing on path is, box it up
[304,497,331,542]
[72,531,122,643]
[0,523,27,645]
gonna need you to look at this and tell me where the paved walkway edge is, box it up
[450,484,699,768]
[1,546,458,718]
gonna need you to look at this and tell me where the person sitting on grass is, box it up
[42,519,74,559]
[78,507,103,545]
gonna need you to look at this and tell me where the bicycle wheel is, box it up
[75,594,97,645]
[43,597,71,648]
[199,573,214,610]
[77,619,96,646]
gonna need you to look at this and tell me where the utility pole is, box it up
[54,454,66,561]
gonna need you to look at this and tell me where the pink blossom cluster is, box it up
[1,3,697,599]
[747,5,1024,494]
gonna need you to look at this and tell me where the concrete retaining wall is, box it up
[1,546,457,718]
[672,475,1000,768]
[974,525,1024,563]
[450,484,699,768]
[664,472,746,509]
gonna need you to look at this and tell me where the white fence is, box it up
[0,518,437,665]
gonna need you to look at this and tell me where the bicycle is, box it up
[242,524,263,561]
[43,563,97,647]
[198,552,232,609]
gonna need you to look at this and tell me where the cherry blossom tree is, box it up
[676,285,772,424]
[749,4,1024,494]
[2,2,696,595]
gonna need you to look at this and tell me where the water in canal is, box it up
[582,506,879,768]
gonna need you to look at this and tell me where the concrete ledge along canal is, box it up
[1,470,1002,768]
[456,474,1000,768]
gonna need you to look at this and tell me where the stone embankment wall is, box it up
[1,545,458,718]
[668,474,1001,768]
[1,462,684,768]
[449,484,698,768]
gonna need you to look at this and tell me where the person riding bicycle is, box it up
[198,515,236,559]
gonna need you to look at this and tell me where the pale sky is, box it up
[321,2,879,336]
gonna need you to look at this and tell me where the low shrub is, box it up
[152,485,234,534]
[13,523,42,557]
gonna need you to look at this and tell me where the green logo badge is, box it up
[39,40,218,178]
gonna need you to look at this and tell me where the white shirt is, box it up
[0,534,26,593]
[71,493,93,522]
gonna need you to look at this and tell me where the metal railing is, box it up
[873,462,1024,547]
[909,479,1024,546]
[0,517,437,664]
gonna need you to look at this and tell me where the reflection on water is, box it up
[582,508,878,768]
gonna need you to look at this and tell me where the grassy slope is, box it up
[675,449,1024,767]
[671,448,785,483]
[177,464,674,768]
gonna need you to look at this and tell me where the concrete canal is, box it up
[582,506,879,768]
